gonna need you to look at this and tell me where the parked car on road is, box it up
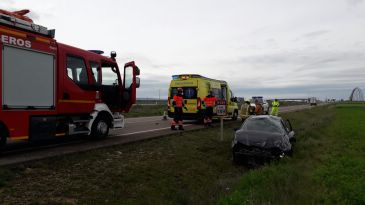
[232,115,295,165]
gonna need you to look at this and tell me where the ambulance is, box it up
[168,74,239,121]
[0,10,140,149]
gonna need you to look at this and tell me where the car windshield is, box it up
[241,117,284,134]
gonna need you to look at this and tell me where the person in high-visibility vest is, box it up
[171,88,188,130]
[240,101,251,121]
[203,91,217,127]
[271,99,280,116]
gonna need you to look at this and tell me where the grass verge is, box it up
[219,103,365,205]
[0,122,245,204]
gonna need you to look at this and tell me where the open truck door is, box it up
[121,61,140,112]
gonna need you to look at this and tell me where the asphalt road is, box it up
[0,104,317,166]
[111,103,314,137]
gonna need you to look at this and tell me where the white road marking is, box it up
[126,119,167,124]
[115,124,193,136]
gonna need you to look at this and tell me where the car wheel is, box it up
[91,115,110,139]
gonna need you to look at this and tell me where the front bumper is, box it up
[232,144,284,159]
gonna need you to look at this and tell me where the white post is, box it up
[220,117,224,141]
[162,111,167,120]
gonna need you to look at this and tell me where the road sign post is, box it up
[216,99,227,141]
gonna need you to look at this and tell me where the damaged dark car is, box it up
[232,115,295,165]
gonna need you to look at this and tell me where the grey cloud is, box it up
[347,0,364,6]
[303,30,331,39]
[234,49,364,71]
[295,57,339,72]
[0,0,15,6]
[233,83,363,100]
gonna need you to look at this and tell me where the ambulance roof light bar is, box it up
[0,12,55,38]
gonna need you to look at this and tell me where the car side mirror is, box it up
[286,119,293,131]
[289,131,296,143]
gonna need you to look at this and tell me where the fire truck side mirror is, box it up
[135,66,140,76]
[136,77,140,88]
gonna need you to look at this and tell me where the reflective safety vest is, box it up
[272,101,280,107]
[204,96,217,107]
[173,95,184,107]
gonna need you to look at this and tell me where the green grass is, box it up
[0,123,246,205]
[0,104,363,204]
[219,103,365,205]
[123,104,167,118]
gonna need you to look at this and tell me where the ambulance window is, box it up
[221,88,227,100]
[184,88,196,99]
[211,88,220,99]
[170,87,197,99]
[90,61,100,84]
[66,56,88,85]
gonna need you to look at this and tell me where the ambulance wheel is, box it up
[91,115,110,139]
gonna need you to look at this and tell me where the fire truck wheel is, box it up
[91,116,110,139]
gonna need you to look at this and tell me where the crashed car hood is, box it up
[235,130,291,151]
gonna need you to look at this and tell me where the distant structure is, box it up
[349,87,364,101]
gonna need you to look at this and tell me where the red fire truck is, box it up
[0,10,140,149]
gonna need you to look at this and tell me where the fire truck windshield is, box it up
[101,66,119,86]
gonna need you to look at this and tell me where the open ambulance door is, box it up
[121,61,140,112]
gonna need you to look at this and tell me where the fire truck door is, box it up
[60,56,95,113]
[120,62,140,112]
[99,64,122,111]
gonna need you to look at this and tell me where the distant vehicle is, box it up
[168,74,239,121]
[309,97,317,106]
[232,115,295,165]
[250,96,270,114]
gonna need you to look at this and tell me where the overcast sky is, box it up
[2,0,365,100]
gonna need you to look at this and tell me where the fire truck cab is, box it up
[0,10,140,148]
